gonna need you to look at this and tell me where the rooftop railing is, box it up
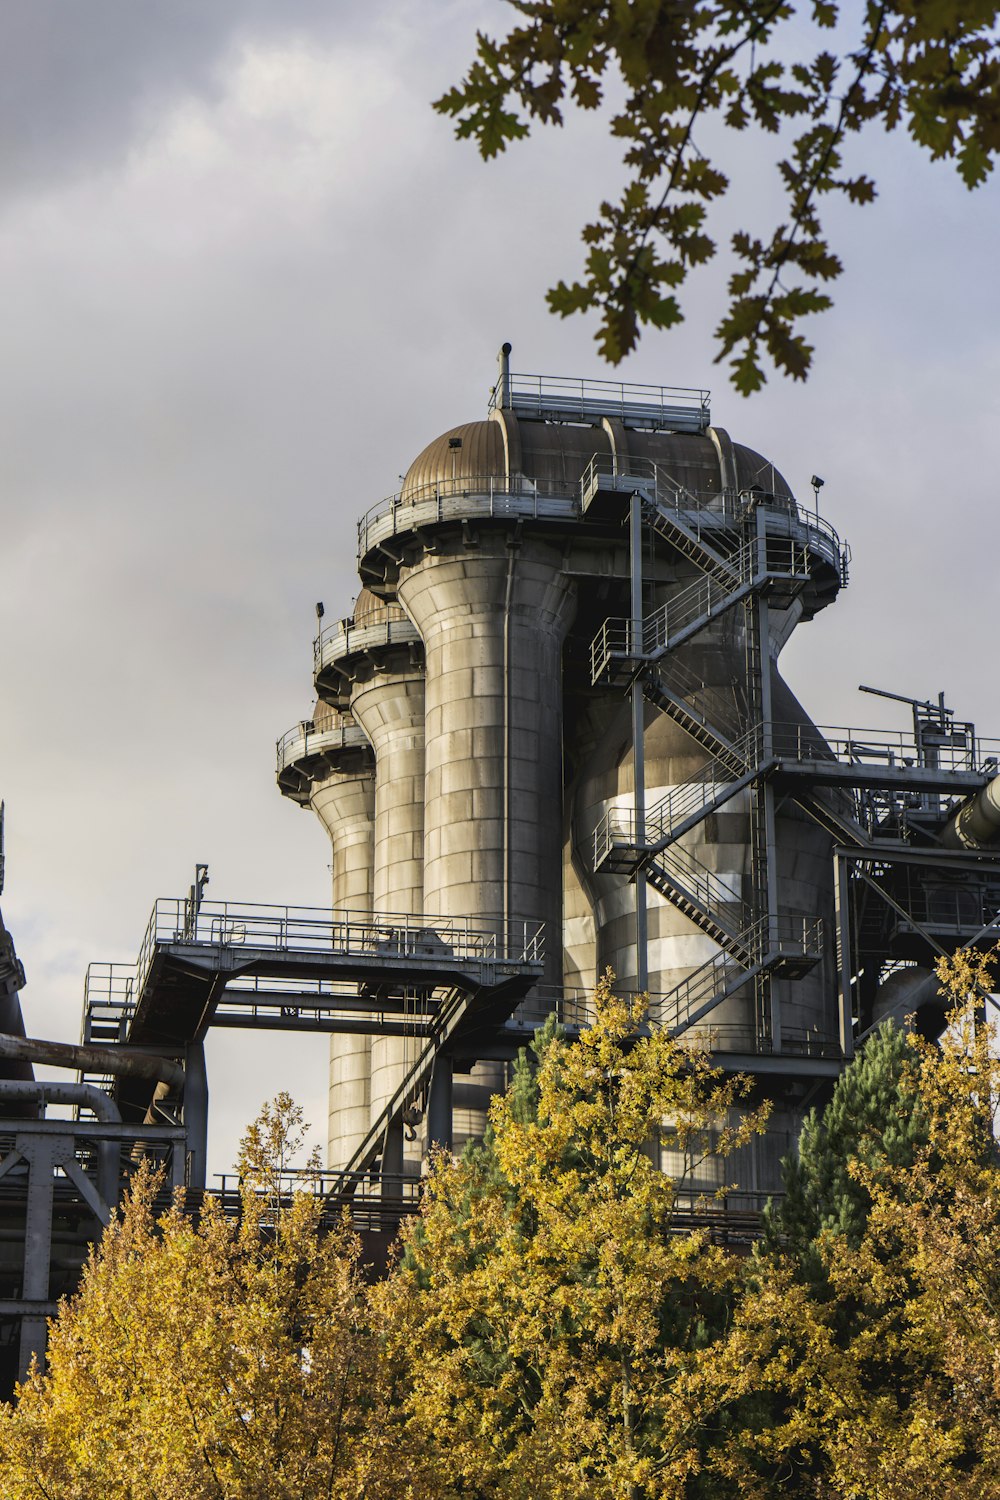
[313,615,422,677]
[490,371,711,432]
[358,473,580,559]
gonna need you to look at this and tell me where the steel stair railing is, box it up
[643,727,763,849]
[592,727,763,874]
[648,914,823,1038]
[642,658,747,766]
[338,984,470,1181]
[642,842,753,960]
[649,945,760,1037]
[646,497,742,586]
[591,538,812,685]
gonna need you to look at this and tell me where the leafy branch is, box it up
[436,0,1000,392]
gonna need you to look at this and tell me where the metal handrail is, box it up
[357,456,848,592]
[649,914,823,1034]
[125,900,545,1010]
[580,454,847,577]
[595,716,998,871]
[591,537,812,680]
[313,616,422,675]
[276,719,368,773]
[358,475,581,559]
[773,722,1000,776]
[489,371,711,427]
[647,842,751,938]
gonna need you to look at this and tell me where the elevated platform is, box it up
[313,614,422,705]
[489,371,711,433]
[83,899,545,1119]
[275,715,371,804]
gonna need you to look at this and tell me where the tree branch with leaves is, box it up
[437,0,1000,391]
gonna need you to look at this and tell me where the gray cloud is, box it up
[0,0,374,200]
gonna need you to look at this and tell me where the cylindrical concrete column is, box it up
[300,704,376,1170]
[397,532,576,1149]
[350,652,425,1150]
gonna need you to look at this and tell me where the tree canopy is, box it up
[3,960,999,1497]
[764,1017,927,1279]
[381,985,769,1496]
[437,0,1000,392]
[0,1095,420,1500]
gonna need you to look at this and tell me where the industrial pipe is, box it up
[0,1077,121,1122]
[0,1078,122,1208]
[0,1032,185,1089]
[943,774,1000,851]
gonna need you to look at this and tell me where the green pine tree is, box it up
[765,1020,927,1279]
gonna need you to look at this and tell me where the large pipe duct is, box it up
[943,774,1000,850]
[0,1032,185,1089]
[0,1077,121,1122]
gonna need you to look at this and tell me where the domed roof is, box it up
[398,409,792,502]
[353,587,408,626]
[402,421,505,499]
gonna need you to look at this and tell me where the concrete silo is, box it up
[277,693,375,1165]
[277,350,998,1196]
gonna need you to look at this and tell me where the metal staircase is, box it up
[646,498,742,586]
[643,841,753,960]
[648,915,823,1038]
[587,461,850,1058]
[641,660,747,767]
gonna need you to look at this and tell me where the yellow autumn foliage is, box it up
[378,981,770,1498]
[0,1094,422,1500]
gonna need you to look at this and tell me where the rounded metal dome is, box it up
[402,421,505,498]
[399,410,793,502]
[352,587,408,626]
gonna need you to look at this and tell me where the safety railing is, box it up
[648,943,749,1034]
[593,727,761,868]
[646,842,751,939]
[693,1023,842,1060]
[596,718,996,874]
[648,914,822,1034]
[127,899,546,1010]
[772,722,1000,777]
[591,537,812,682]
[276,717,368,774]
[647,658,747,751]
[212,1169,424,1231]
[490,371,711,430]
[313,615,422,677]
[644,727,762,843]
[358,474,581,559]
[507,986,595,1031]
[580,455,847,580]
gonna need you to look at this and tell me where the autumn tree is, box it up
[381,980,770,1498]
[0,1094,423,1500]
[438,0,1000,390]
[715,947,1000,1498]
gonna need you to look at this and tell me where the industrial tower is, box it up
[3,351,998,1390]
[277,349,1000,1192]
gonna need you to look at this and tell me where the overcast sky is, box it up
[2,0,997,1175]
